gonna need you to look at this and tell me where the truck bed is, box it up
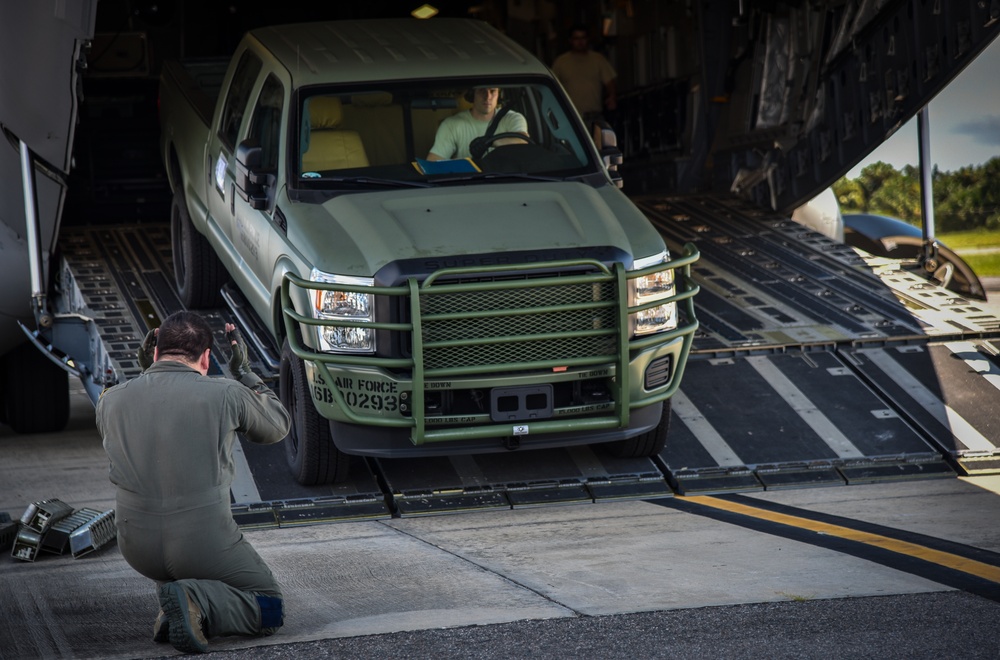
[159,58,229,127]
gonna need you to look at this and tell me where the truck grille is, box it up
[418,280,619,372]
[281,242,701,445]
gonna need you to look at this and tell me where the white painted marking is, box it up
[945,341,1000,394]
[567,445,610,479]
[230,438,263,504]
[672,390,744,467]
[746,356,865,459]
[864,348,996,453]
[449,454,488,486]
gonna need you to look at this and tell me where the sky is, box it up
[846,35,1000,178]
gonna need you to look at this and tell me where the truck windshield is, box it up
[294,80,597,187]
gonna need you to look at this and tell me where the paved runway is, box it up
[2,384,1000,658]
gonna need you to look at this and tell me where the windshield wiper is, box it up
[306,175,433,189]
[432,172,564,183]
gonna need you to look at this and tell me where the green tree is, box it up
[935,166,980,232]
[832,176,865,212]
[835,156,1000,231]
[977,157,1000,230]
[868,164,921,222]
[855,161,901,208]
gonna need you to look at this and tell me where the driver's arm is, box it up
[493,110,529,147]
[493,135,528,147]
[427,120,457,161]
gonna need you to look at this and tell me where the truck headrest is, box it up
[308,97,344,129]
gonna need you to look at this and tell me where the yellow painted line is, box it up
[686,495,1000,584]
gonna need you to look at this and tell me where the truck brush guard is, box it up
[281,244,700,446]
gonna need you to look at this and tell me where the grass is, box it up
[937,229,1000,250]
[775,591,816,602]
[936,230,1000,277]
[960,252,1000,278]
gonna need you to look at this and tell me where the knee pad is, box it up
[256,594,284,630]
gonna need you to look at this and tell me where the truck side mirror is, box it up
[235,139,271,210]
[592,120,624,189]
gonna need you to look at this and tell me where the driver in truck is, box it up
[426,86,529,161]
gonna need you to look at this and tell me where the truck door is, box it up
[205,49,263,267]
[229,72,286,315]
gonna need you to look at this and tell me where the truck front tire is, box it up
[171,191,226,308]
[279,339,351,485]
[603,399,671,458]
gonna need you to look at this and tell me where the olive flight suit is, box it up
[97,360,291,638]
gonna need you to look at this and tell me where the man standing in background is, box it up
[551,23,618,124]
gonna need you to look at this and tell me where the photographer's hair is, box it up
[155,311,213,363]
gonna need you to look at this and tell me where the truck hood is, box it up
[295,182,664,278]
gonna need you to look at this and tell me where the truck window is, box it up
[294,81,593,185]
[247,74,284,171]
[218,50,263,152]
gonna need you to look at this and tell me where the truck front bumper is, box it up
[282,244,700,452]
[325,396,667,457]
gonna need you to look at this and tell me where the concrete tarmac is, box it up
[2,384,1000,659]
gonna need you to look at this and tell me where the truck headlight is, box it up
[629,253,677,336]
[310,270,375,353]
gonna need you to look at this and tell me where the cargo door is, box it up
[0,2,96,355]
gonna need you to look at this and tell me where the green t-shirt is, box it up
[428,108,528,160]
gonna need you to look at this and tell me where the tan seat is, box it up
[342,93,404,165]
[301,97,369,171]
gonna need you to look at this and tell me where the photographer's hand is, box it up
[225,323,266,392]
[225,324,252,379]
[137,328,157,372]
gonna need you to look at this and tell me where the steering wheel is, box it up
[470,132,537,160]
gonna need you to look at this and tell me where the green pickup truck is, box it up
[158,17,699,485]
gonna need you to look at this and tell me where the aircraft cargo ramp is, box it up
[52,193,1000,524]
[640,195,1000,493]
